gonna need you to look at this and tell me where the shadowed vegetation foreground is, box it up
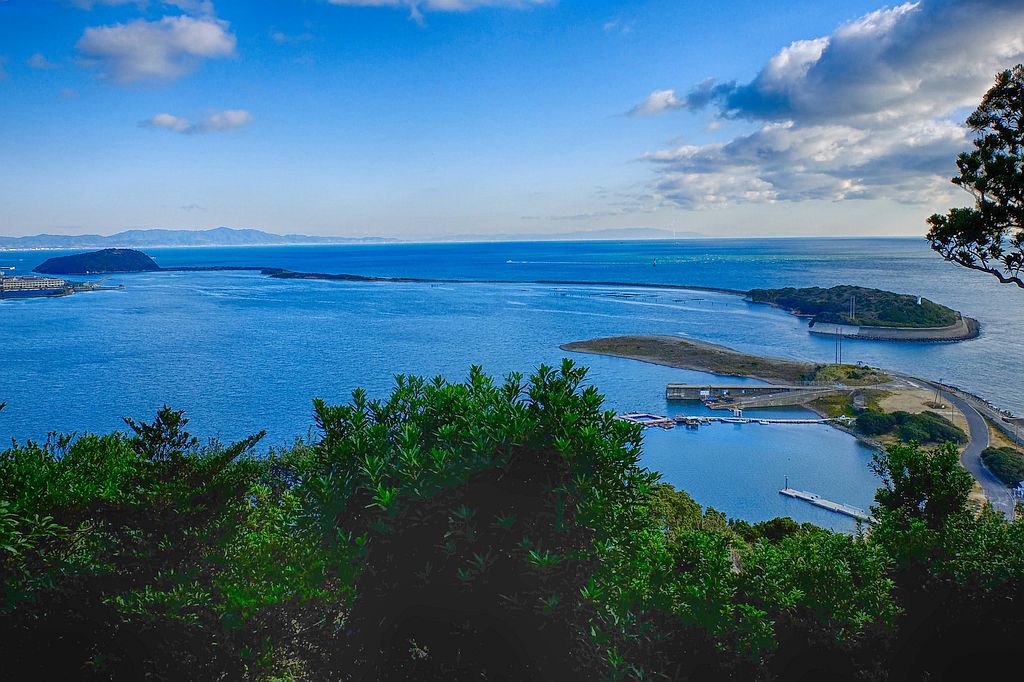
[1,363,1022,680]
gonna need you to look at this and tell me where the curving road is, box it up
[938,388,1017,520]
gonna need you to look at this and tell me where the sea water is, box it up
[3,238,1022,530]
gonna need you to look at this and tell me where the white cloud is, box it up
[603,19,633,34]
[629,89,686,116]
[637,0,1024,209]
[328,0,550,8]
[27,53,60,70]
[142,109,253,134]
[69,0,215,14]
[68,0,143,8]
[196,108,253,132]
[144,112,191,132]
[162,0,215,16]
[270,29,315,44]
[77,15,236,82]
[327,0,552,22]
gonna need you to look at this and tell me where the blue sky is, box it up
[1,0,1022,238]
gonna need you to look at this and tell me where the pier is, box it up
[666,383,816,401]
[667,383,845,410]
[779,488,874,523]
[616,412,850,429]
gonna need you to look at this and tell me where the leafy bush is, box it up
[981,446,1024,485]
[855,410,966,444]
[896,411,967,444]
[856,411,898,435]
[2,370,1023,679]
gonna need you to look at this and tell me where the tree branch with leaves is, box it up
[927,64,1024,288]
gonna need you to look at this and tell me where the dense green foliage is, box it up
[855,410,967,444]
[748,285,958,327]
[2,365,1022,679]
[34,248,160,275]
[981,446,1024,485]
[927,65,1024,288]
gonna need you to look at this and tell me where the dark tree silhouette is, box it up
[927,65,1024,288]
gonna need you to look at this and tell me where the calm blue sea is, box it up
[3,238,1022,531]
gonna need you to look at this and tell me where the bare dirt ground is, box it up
[877,388,970,434]
[988,421,1024,451]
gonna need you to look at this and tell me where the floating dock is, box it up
[616,413,676,428]
[779,488,874,523]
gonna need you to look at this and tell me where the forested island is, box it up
[749,285,956,327]
[34,248,160,275]
[1,366,1022,680]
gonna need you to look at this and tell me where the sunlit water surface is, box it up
[4,238,1022,531]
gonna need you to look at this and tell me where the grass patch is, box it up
[811,364,891,386]
[809,394,855,418]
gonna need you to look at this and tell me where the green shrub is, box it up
[855,410,966,444]
[981,447,1024,486]
[856,411,897,435]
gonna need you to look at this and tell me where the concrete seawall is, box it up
[808,315,979,342]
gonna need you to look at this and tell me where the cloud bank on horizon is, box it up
[634,0,1024,210]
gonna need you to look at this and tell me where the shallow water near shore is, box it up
[3,238,1022,531]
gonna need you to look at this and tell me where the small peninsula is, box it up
[561,335,889,385]
[34,248,160,275]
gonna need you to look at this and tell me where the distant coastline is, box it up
[0,227,398,251]
[0,226,712,250]
[21,252,978,343]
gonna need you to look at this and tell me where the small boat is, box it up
[758,419,770,425]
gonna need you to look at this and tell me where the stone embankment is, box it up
[808,314,978,341]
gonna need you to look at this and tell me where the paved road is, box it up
[940,389,1017,520]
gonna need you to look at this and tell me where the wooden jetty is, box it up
[779,488,874,523]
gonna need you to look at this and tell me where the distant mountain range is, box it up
[432,227,706,242]
[0,227,398,250]
[1,226,705,250]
